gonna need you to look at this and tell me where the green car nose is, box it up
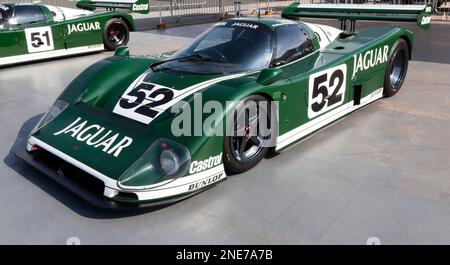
[118,138,191,190]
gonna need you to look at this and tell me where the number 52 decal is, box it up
[308,64,347,119]
[113,76,176,124]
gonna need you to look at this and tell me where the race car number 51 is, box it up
[308,64,347,119]
[24,26,55,53]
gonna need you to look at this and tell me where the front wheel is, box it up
[383,39,409,97]
[103,18,130,51]
[223,95,273,174]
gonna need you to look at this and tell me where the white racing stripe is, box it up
[0,44,104,66]
[303,22,342,49]
[134,70,250,106]
[45,5,93,21]
[113,70,252,124]
[276,87,384,150]
[127,165,226,201]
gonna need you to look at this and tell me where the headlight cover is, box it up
[117,138,191,190]
[29,99,69,136]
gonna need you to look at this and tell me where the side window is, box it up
[0,10,5,27]
[12,6,45,26]
[0,6,12,29]
[271,25,313,67]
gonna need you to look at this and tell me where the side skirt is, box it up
[0,44,105,66]
[275,87,384,151]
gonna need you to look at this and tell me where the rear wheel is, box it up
[103,18,129,51]
[223,95,272,174]
[383,39,409,97]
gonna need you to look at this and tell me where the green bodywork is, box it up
[28,17,414,204]
[0,3,135,66]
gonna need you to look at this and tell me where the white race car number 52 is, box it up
[113,77,176,124]
[308,64,347,119]
[25,26,54,53]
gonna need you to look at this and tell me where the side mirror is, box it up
[256,68,284,86]
[114,46,129,57]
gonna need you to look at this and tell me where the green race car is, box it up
[0,0,148,66]
[14,4,431,208]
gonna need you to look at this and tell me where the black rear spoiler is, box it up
[76,0,149,14]
[281,3,432,32]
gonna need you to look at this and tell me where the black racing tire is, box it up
[223,95,272,174]
[103,18,130,51]
[383,38,409,97]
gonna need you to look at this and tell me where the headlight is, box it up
[29,99,69,136]
[117,138,191,190]
[160,149,181,176]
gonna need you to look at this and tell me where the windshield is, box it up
[160,21,273,75]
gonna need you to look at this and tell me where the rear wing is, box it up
[281,3,432,31]
[76,0,150,14]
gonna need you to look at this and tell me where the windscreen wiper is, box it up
[150,53,227,71]
[150,53,203,71]
[13,20,40,27]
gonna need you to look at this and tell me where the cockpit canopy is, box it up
[0,4,46,29]
[0,4,12,28]
[158,19,314,75]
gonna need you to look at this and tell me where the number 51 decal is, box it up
[24,26,54,53]
[308,64,347,119]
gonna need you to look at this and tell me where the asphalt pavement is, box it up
[0,20,450,244]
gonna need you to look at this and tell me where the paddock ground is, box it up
[0,20,449,244]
